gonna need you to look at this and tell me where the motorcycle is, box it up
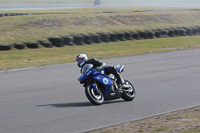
[78,64,136,105]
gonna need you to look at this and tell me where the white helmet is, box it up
[76,54,88,67]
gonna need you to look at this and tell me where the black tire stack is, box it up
[62,36,74,46]
[14,43,25,50]
[73,35,84,45]
[25,42,39,49]
[1,26,200,51]
[38,40,53,48]
[0,45,12,51]
[82,34,93,44]
[48,37,63,47]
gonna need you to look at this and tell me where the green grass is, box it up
[1,35,200,70]
[1,7,200,45]
[150,127,169,133]
[180,127,200,133]
[1,7,200,70]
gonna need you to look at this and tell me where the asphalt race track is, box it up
[1,49,200,133]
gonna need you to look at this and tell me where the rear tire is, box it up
[121,80,136,101]
[85,85,104,105]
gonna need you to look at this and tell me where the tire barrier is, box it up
[62,36,74,46]
[191,27,199,35]
[38,40,53,48]
[138,31,148,39]
[160,30,168,38]
[179,28,187,36]
[48,37,63,47]
[0,45,12,51]
[14,43,25,49]
[99,33,110,43]
[146,31,155,39]
[185,28,192,36]
[0,13,30,17]
[1,26,200,51]
[1,9,200,18]
[73,35,84,45]
[154,30,161,38]
[125,32,134,40]
[168,30,175,37]
[132,32,140,40]
[110,33,118,42]
[25,42,39,49]
[117,32,126,41]
[82,34,93,44]
[91,34,101,43]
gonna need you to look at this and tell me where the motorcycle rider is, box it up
[76,54,124,87]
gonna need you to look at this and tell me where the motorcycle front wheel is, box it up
[121,79,136,101]
[85,85,104,105]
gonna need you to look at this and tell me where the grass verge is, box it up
[1,35,200,70]
[1,7,200,45]
[90,106,200,133]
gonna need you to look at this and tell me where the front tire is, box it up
[85,85,104,105]
[121,79,136,101]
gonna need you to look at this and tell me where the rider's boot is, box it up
[116,77,125,89]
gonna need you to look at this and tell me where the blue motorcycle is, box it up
[78,64,135,105]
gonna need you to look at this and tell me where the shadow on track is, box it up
[37,100,125,108]
[37,102,92,108]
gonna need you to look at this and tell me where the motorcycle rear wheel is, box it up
[85,85,104,105]
[121,79,136,101]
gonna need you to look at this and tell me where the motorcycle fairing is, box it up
[78,68,96,83]
[93,74,112,98]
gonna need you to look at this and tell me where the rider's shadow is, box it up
[37,100,124,108]
[37,102,92,108]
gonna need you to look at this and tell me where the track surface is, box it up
[1,49,200,133]
[1,2,200,10]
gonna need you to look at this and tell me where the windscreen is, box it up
[81,64,93,74]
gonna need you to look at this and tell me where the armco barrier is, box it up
[1,26,200,51]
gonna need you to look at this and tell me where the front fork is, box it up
[92,82,98,92]
[85,82,101,95]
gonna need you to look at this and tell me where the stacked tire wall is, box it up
[1,26,200,51]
